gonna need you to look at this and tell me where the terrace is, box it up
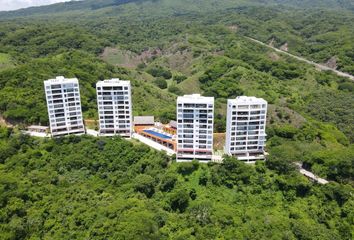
[135,126,177,152]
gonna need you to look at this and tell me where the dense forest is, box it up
[0,127,353,239]
[0,0,353,239]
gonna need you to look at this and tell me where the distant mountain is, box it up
[0,0,353,19]
[0,0,150,18]
[271,0,354,10]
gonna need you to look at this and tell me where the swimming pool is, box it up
[143,130,172,139]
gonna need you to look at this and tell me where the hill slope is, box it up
[0,1,353,239]
[0,0,353,19]
[1,0,353,75]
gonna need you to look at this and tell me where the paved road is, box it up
[246,37,354,82]
[295,162,329,185]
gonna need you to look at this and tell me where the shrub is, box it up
[154,78,168,89]
[274,125,298,139]
[338,82,353,92]
[173,75,187,83]
[147,67,172,79]
[168,85,183,95]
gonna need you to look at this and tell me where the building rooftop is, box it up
[44,76,78,85]
[169,120,177,129]
[228,96,267,105]
[134,116,155,125]
[96,78,131,87]
[177,94,214,103]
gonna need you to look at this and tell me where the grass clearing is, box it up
[178,72,202,94]
[0,53,13,70]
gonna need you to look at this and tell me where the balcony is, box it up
[237,117,248,121]
[183,114,194,119]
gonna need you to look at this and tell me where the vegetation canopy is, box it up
[0,0,353,239]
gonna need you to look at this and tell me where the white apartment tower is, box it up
[96,79,132,137]
[225,96,267,162]
[177,94,214,162]
[44,76,85,137]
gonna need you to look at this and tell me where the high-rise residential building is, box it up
[44,76,85,137]
[225,96,267,162]
[176,94,214,162]
[96,79,132,137]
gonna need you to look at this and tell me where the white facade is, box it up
[225,96,267,162]
[44,76,85,137]
[176,94,214,162]
[96,79,132,137]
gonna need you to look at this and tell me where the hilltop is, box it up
[0,0,353,19]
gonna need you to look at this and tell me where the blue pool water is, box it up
[143,130,172,139]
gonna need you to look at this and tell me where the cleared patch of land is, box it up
[0,114,13,127]
[84,119,98,130]
[178,73,202,94]
[214,132,226,151]
[100,47,162,68]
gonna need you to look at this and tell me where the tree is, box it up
[147,67,172,79]
[266,155,296,174]
[134,174,156,198]
[274,125,298,139]
[159,173,177,192]
[169,189,190,212]
[199,171,208,186]
[177,161,199,175]
[173,75,187,83]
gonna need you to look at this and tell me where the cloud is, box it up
[0,0,75,11]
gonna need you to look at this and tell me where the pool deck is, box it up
[135,127,177,151]
[132,133,176,155]
[143,129,172,139]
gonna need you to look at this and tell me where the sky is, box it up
[0,0,75,11]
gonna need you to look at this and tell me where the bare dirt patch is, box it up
[268,52,281,61]
[100,47,162,68]
[227,25,239,32]
[0,115,13,127]
[324,56,338,69]
[268,38,275,47]
[166,50,194,74]
[280,42,289,52]
[214,133,226,151]
[101,41,196,76]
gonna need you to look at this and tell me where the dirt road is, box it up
[246,37,354,82]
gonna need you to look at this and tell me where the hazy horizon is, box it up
[0,0,76,11]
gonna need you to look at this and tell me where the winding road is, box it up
[246,37,354,82]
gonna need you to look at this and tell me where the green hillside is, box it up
[1,0,353,73]
[0,0,353,239]
[0,129,353,239]
[0,0,353,19]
